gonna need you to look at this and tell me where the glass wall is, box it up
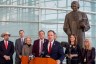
[0,0,96,64]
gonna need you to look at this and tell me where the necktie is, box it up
[40,41,43,55]
[5,41,8,49]
[48,42,52,54]
[21,38,24,45]
[22,38,24,42]
[41,41,43,51]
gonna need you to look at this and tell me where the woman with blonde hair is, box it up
[22,36,32,56]
[81,39,95,64]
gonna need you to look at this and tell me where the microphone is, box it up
[40,51,45,57]
[32,53,35,58]
[29,53,35,60]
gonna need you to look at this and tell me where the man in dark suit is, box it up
[43,30,65,64]
[0,32,14,64]
[15,30,25,64]
[32,30,48,57]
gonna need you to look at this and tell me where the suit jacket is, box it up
[0,40,14,64]
[32,39,48,57]
[15,38,25,62]
[43,40,65,63]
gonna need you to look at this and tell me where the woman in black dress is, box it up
[65,34,81,64]
[81,39,95,64]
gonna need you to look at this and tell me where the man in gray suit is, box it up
[15,30,25,64]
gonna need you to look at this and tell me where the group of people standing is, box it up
[0,29,95,64]
[0,1,95,64]
[15,29,64,64]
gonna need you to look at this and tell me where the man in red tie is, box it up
[43,30,65,64]
[0,32,14,64]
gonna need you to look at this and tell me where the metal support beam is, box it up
[80,0,96,3]
[0,5,96,14]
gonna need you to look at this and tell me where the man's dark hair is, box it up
[48,30,56,35]
[39,30,45,35]
[19,30,24,33]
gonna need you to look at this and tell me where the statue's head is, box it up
[71,1,80,11]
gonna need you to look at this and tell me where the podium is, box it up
[21,56,56,64]
[21,56,29,64]
[29,57,56,64]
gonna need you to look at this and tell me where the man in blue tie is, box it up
[15,30,25,64]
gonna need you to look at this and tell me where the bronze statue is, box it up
[63,1,90,48]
